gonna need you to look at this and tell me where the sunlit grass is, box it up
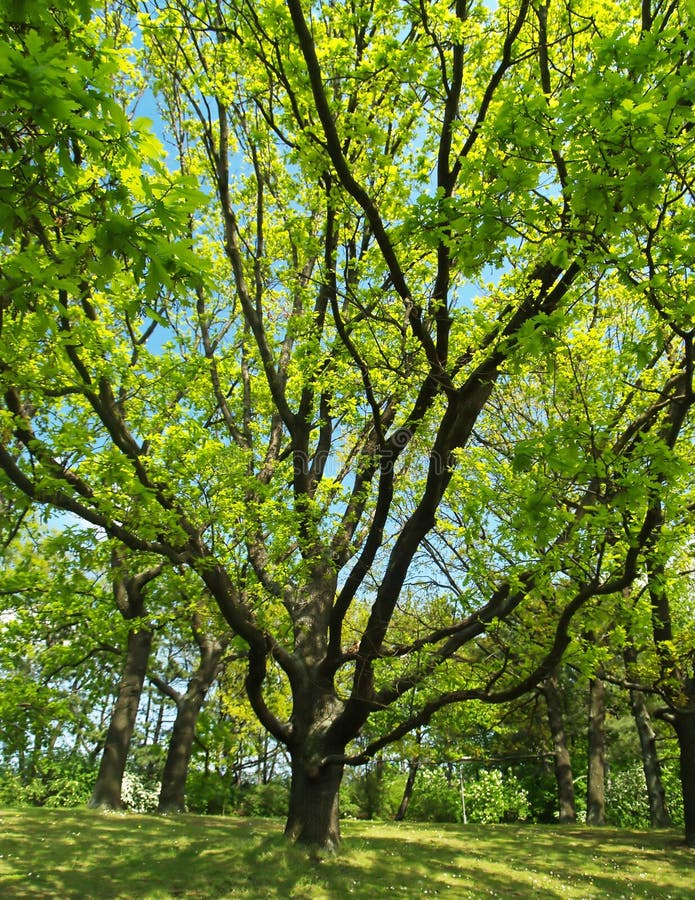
[0,807,692,898]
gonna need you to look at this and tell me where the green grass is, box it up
[0,808,692,899]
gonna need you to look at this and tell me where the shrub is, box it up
[230,780,289,818]
[464,769,530,824]
[605,760,683,829]
[661,759,684,827]
[606,766,651,828]
[406,768,462,823]
[41,756,94,808]
[342,765,401,819]
[0,767,32,807]
[185,770,232,815]
[0,755,94,809]
[515,767,558,824]
[121,771,160,813]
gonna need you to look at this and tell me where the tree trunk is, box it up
[369,756,385,819]
[625,656,671,827]
[157,637,225,813]
[586,675,606,826]
[284,756,344,852]
[672,712,695,848]
[88,626,153,809]
[394,758,420,821]
[540,670,576,824]
[645,554,695,846]
[157,696,204,813]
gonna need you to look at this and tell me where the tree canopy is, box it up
[1,0,693,849]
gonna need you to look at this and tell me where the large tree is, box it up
[1,0,693,849]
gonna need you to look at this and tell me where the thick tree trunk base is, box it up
[87,797,122,811]
[284,760,343,852]
[157,710,195,815]
[88,773,122,811]
[88,751,126,811]
[157,798,185,814]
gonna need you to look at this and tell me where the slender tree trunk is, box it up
[540,670,576,824]
[394,758,420,822]
[624,647,671,828]
[672,713,695,848]
[259,732,270,783]
[142,690,153,746]
[586,675,606,826]
[157,636,226,813]
[370,756,385,819]
[284,756,344,851]
[265,743,278,783]
[89,626,153,809]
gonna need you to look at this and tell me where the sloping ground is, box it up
[0,807,692,898]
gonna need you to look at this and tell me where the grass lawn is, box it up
[0,807,692,899]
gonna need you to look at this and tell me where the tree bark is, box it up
[625,650,671,827]
[540,670,576,824]
[284,756,344,852]
[645,543,695,846]
[157,634,227,813]
[157,693,205,813]
[369,755,385,819]
[672,712,695,848]
[586,675,606,826]
[88,626,153,809]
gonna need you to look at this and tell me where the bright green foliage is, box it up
[606,762,684,829]
[0,1,203,315]
[398,767,465,823]
[0,753,94,808]
[464,769,531,824]
[0,0,693,848]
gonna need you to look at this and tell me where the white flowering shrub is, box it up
[121,771,160,813]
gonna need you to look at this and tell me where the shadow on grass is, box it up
[336,821,691,900]
[0,809,691,899]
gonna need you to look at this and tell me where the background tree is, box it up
[150,597,231,813]
[539,668,577,823]
[624,650,673,829]
[0,529,124,806]
[622,539,695,843]
[88,548,162,809]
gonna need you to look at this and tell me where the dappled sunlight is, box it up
[1,809,692,899]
